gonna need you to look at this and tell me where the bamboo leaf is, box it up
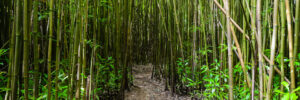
[281,81,289,91]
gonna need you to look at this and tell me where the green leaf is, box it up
[37,94,47,100]
[295,62,300,66]
[88,14,94,18]
[187,78,194,83]
[292,87,300,93]
[276,54,281,63]
[281,93,290,100]
[284,59,290,62]
[281,81,289,91]
[232,46,237,50]
[39,59,45,64]
[290,93,298,100]
[264,49,271,56]
[0,49,8,56]
[38,12,49,21]
[108,56,112,60]
[274,90,284,94]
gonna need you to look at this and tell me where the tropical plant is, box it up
[275,81,300,100]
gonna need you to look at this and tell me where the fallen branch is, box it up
[230,25,252,88]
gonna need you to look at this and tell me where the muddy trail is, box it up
[125,64,191,100]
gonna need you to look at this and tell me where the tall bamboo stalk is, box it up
[256,0,263,99]
[82,0,88,99]
[172,0,184,58]
[279,0,286,97]
[55,0,62,99]
[192,0,197,80]
[47,0,54,99]
[23,0,29,99]
[75,0,83,98]
[5,1,15,99]
[285,0,295,90]
[33,0,40,99]
[225,0,233,99]
[266,0,280,99]
[69,0,77,99]
[11,0,21,99]
[294,0,300,68]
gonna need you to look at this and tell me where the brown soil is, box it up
[125,64,191,100]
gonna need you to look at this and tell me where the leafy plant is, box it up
[176,57,202,96]
[275,81,300,100]
[0,49,8,56]
[95,55,122,97]
[197,49,212,55]
[0,49,8,98]
[0,49,8,66]
[202,59,228,100]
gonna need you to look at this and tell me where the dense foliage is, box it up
[0,0,299,100]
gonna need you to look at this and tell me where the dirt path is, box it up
[125,64,191,100]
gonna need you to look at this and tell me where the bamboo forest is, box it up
[1,0,300,99]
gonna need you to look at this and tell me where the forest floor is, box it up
[125,64,191,100]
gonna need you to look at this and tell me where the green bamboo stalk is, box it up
[242,0,249,86]
[11,0,20,99]
[69,0,77,99]
[279,0,286,98]
[5,1,15,99]
[256,0,263,99]
[55,0,62,99]
[250,0,256,98]
[172,0,184,58]
[23,0,29,99]
[88,0,98,99]
[47,0,54,99]
[211,0,217,62]
[284,0,295,90]
[75,0,83,98]
[266,0,280,99]
[294,0,300,67]
[32,0,40,99]
[262,0,269,96]
[192,0,197,80]
[224,0,233,99]
[82,0,88,99]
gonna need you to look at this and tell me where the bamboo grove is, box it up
[0,0,299,99]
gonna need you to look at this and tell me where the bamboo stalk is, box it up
[11,0,20,99]
[250,0,257,98]
[279,0,286,98]
[230,25,251,88]
[23,0,29,99]
[47,0,54,99]
[267,0,280,99]
[256,0,263,99]
[285,0,295,90]
[33,0,40,99]
[294,0,300,69]
[224,0,233,99]
[55,0,62,99]
[172,0,184,58]
[75,0,83,98]
[5,1,15,99]
[82,0,88,99]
